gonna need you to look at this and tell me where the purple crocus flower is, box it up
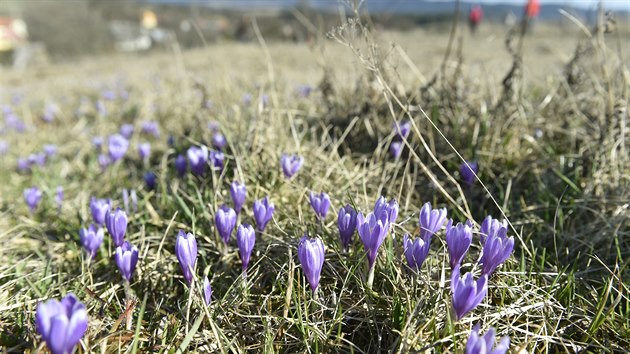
[141,121,160,137]
[105,208,127,247]
[445,219,473,269]
[242,93,253,105]
[466,324,510,354]
[403,234,431,271]
[102,89,117,101]
[187,145,208,176]
[296,84,312,98]
[0,140,8,155]
[479,227,514,276]
[17,157,30,171]
[41,103,58,123]
[337,204,357,251]
[389,141,403,159]
[230,181,246,214]
[92,136,103,151]
[138,143,151,160]
[175,230,198,285]
[451,266,488,320]
[357,211,389,268]
[203,276,212,305]
[297,236,325,294]
[80,224,104,259]
[24,187,42,213]
[393,120,411,139]
[144,171,156,190]
[212,133,226,150]
[236,224,256,273]
[253,197,275,232]
[479,215,508,244]
[98,154,111,170]
[418,202,447,240]
[209,150,224,171]
[374,196,398,225]
[55,186,63,211]
[35,293,88,354]
[280,153,303,179]
[309,191,330,220]
[108,134,129,162]
[460,160,479,185]
[115,241,139,281]
[90,197,110,225]
[174,154,187,177]
[215,205,237,244]
[119,124,134,139]
[207,121,219,132]
[29,152,46,166]
[44,144,58,157]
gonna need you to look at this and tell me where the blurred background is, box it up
[0,0,628,68]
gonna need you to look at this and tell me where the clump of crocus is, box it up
[115,241,139,281]
[479,227,514,276]
[445,219,473,269]
[460,160,479,186]
[215,205,237,244]
[144,171,157,190]
[105,208,127,247]
[203,276,212,305]
[466,324,510,354]
[280,153,303,179]
[403,234,431,271]
[24,187,42,213]
[175,230,198,285]
[297,236,325,297]
[119,124,134,139]
[337,204,357,251]
[236,224,256,275]
[138,143,151,160]
[309,191,330,220]
[480,215,508,244]
[90,197,110,225]
[174,154,187,177]
[80,224,104,259]
[253,197,275,232]
[418,202,447,240]
[230,181,247,214]
[451,266,487,320]
[357,209,390,289]
[35,293,88,354]
[187,145,208,176]
[108,134,129,162]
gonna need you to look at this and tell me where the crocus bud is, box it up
[24,187,42,213]
[215,205,237,244]
[445,219,473,269]
[203,276,212,305]
[92,136,103,151]
[80,224,104,259]
[90,197,110,225]
[357,211,389,268]
[236,224,256,272]
[393,120,411,139]
[389,141,403,159]
[187,145,208,176]
[479,215,508,244]
[403,234,431,271]
[144,171,157,190]
[43,144,58,157]
[175,230,197,285]
[230,181,246,214]
[212,133,226,150]
[297,236,325,294]
[337,204,357,251]
[174,154,187,177]
[36,293,88,354]
[98,154,111,170]
[108,134,129,162]
[138,142,151,160]
[253,197,275,232]
[105,208,127,247]
[55,186,63,211]
[115,241,139,281]
[451,266,487,320]
[466,324,510,354]
[309,191,330,220]
[209,150,224,171]
[418,202,447,240]
[479,227,514,276]
[460,160,479,186]
[120,124,134,139]
[280,153,303,179]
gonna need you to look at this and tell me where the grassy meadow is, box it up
[1,12,629,353]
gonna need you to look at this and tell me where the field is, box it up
[1,12,629,354]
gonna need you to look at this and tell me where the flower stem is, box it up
[123,280,132,331]
[366,264,375,290]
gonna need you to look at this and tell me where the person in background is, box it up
[469,5,483,34]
